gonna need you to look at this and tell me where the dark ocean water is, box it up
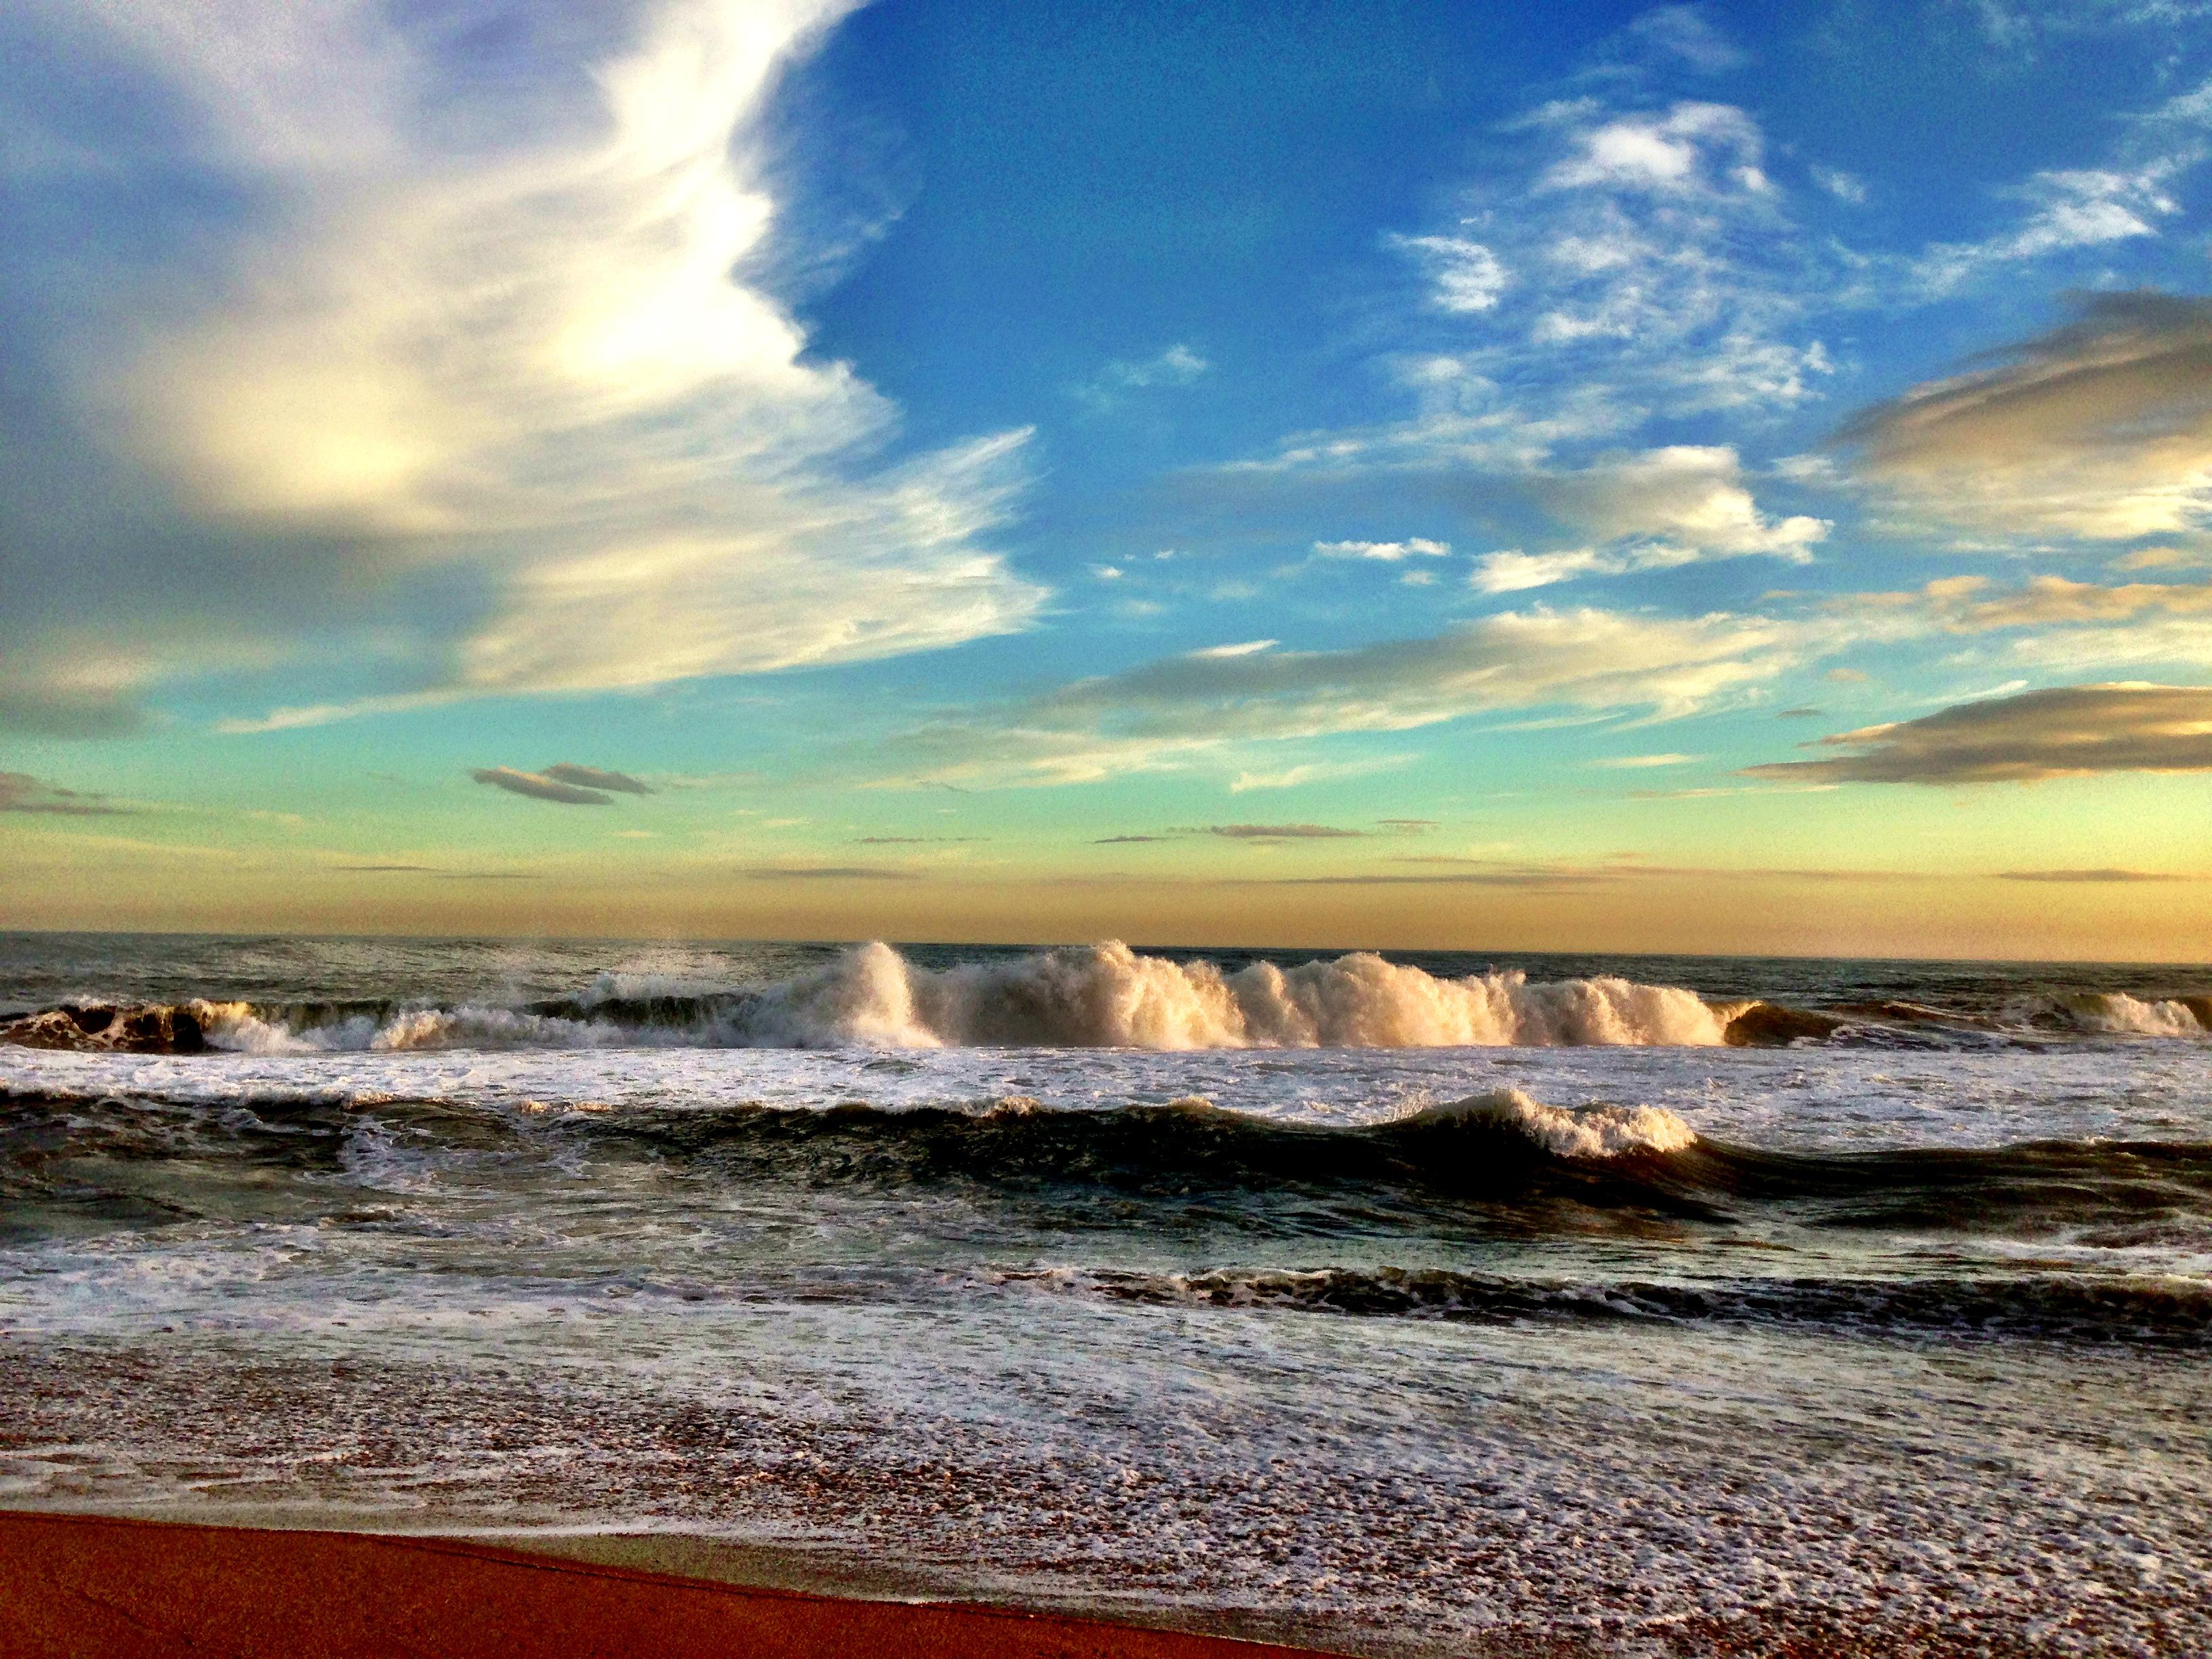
[3,932,2208,1655]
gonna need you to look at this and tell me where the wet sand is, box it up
[0,1511,1343,1658]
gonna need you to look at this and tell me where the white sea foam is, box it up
[181,941,1738,1053]
[191,999,636,1055]
[707,940,1735,1050]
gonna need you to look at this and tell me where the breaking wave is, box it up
[2,941,1746,1054]
[3,940,2204,1057]
[2013,991,2212,1038]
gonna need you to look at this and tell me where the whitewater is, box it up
[3,931,2209,1656]
[10,937,2206,1056]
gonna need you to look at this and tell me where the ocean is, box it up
[3,932,2207,1656]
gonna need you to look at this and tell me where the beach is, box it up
[0,1511,1345,1658]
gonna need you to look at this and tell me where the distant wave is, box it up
[2015,990,2212,1037]
[1,940,2205,1055]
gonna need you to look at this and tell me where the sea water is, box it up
[3,933,2208,1654]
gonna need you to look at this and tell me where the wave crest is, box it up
[6,941,2205,1056]
[758,941,1735,1050]
[2015,991,2210,1038]
[1407,1088,1700,1158]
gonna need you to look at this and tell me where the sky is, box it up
[5,0,2212,960]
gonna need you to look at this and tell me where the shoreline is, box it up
[0,1510,1353,1658]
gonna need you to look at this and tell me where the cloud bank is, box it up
[1746,683,2212,783]
[1839,291,2212,540]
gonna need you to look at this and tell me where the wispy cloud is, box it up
[1228,756,1412,793]
[1313,537,1452,562]
[1998,867,2195,882]
[0,773,134,816]
[470,766,616,806]
[1832,573,2212,673]
[1619,6,1748,73]
[887,605,1824,789]
[1076,343,1211,407]
[740,864,916,880]
[541,764,654,796]
[1200,823,1366,840]
[1906,75,2212,292]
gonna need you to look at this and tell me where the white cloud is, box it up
[1191,639,1279,658]
[1914,166,2181,292]
[1541,100,1770,196]
[1387,234,1507,312]
[1078,342,1212,404]
[1904,76,2212,293]
[1313,537,1452,561]
[1810,165,1867,203]
[1965,1,2212,49]
[1473,445,1827,592]
[2000,615,2212,670]
[45,0,1043,722]
[1473,549,1617,594]
[1538,445,1827,553]
[0,642,161,739]
[1621,6,1747,73]
[1226,68,2212,510]
[1338,96,1833,463]
[1227,756,1412,793]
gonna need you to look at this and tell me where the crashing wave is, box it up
[730,941,1747,1048]
[0,1003,208,1053]
[2011,991,2211,1038]
[4,941,2205,1055]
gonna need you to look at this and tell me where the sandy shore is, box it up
[0,1511,1344,1659]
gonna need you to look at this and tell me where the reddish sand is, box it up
[0,1511,1341,1659]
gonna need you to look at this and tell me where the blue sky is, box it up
[5,0,2212,956]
